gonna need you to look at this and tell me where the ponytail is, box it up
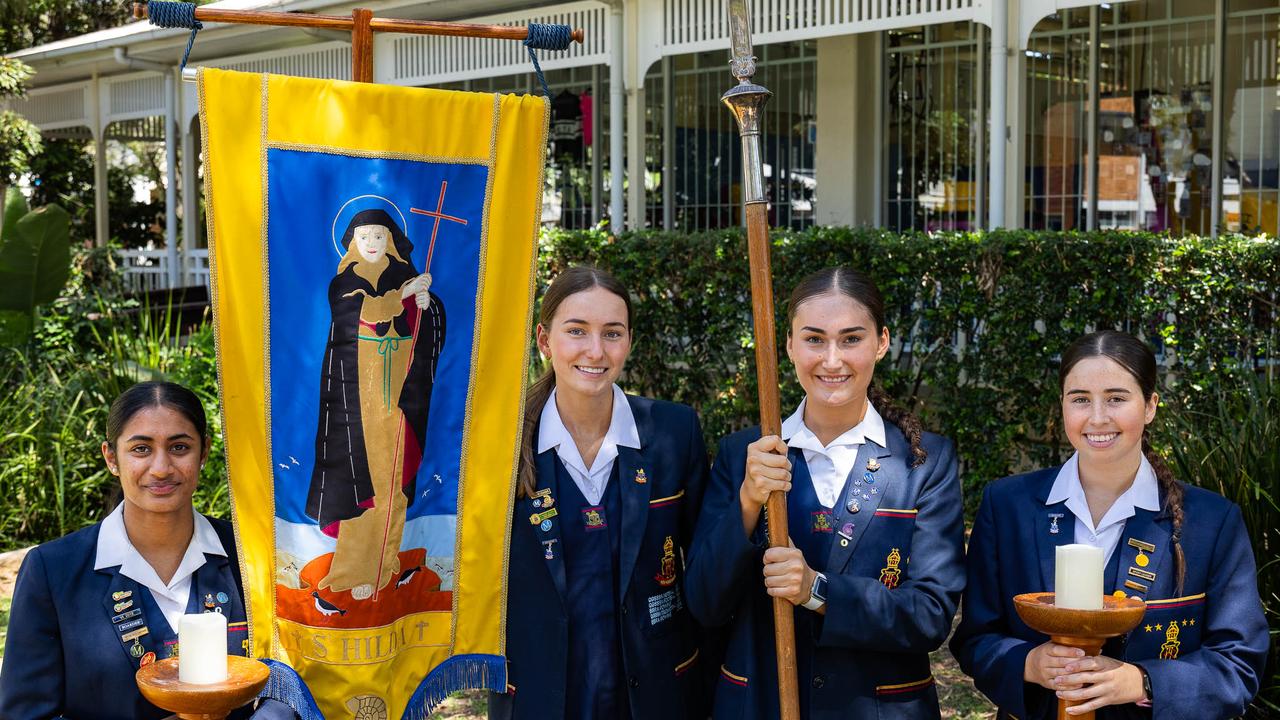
[1143,432,1186,594]
[868,385,928,468]
[517,369,556,499]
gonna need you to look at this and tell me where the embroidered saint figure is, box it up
[305,208,446,599]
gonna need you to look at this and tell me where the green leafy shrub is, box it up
[540,228,1279,505]
[1157,373,1279,717]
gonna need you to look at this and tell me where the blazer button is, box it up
[629,676,640,688]
[812,676,825,689]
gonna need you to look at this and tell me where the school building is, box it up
[7,0,1279,289]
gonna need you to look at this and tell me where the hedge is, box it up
[538,228,1280,508]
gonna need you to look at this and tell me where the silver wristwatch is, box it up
[802,572,827,611]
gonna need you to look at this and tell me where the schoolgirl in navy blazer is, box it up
[0,382,290,720]
[950,331,1268,720]
[685,267,965,720]
[488,267,711,720]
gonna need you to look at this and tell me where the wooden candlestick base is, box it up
[1013,592,1146,720]
[136,655,270,720]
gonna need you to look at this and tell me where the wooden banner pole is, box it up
[132,2,585,83]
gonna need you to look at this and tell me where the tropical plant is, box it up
[0,189,70,345]
[1157,372,1280,717]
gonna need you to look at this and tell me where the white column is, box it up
[181,116,197,284]
[816,35,857,227]
[988,0,1008,229]
[163,69,179,288]
[609,1,625,232]
[625,84,646,229]
[92,75,108,248]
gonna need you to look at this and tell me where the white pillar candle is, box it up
[178,612,228,684]
[1054,544,1105,610]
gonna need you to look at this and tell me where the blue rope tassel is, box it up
[145,1,203,71]
[524,24,573,97]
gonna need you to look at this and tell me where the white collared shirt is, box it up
[781,399,887,509]
[1046,452,1161,565]
[538,384,641,506]
[94,503,228,634]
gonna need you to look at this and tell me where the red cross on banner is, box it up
[410,180,469,272]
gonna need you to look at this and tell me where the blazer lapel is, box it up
[824,439,896,573]
[530,449,568,606]
[99,568,158,667]
[1034,472,1076,592]
[1110,507,1171,601]
[616,445,652,599]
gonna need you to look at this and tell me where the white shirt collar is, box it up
[94,503,226,585]
[537,384,640,468]
[1046,452,1161,531]
[780,398,887,454]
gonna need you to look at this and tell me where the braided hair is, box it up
[786,267,928,467]
[1059,330,1186,593]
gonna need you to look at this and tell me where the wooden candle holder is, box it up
[1013,592,1146,720]
[136,655,270,720]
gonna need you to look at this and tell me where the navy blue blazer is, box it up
[488,395,712,720]
[685,422,965,720]
[0,516,292,720]
[950,468,1269,720]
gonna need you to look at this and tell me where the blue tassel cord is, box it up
[144,1,203,71]
[258,659,326,720]
[401,653,507,720]
[523,24,573,97]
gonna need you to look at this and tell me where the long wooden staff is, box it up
[722,2,799,718]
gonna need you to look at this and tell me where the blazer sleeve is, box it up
[1136,503,1269,720]
[816,437,965,654]
[679,410,711,558]
[685,436,764,628]
[0,547,67,720]
[948,482,1048,719]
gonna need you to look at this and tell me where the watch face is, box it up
[813,575,827,601]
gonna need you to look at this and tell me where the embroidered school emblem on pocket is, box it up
[879,548,903,589]
[655,535,677,587]
[582,506,607,531]
[811,510,833,533]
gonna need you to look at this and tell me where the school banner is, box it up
[199,68,547,719]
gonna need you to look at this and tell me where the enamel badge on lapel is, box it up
[866,458,880,472]
[542,539,558,560]
[129,641,145,659]
[112,590,132,602]
[139,651,156,668]
[1048,513,1064,535]
[1128,537,1155,568]
[846,496,861,514]
[113,600,133,613]
[530,507,558,531]
[204,593,217,611]
[879,548,903,589]
[531,488,555,509]
[838,522,855,539]
[655,535,677,587]
[634,468,648,484]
